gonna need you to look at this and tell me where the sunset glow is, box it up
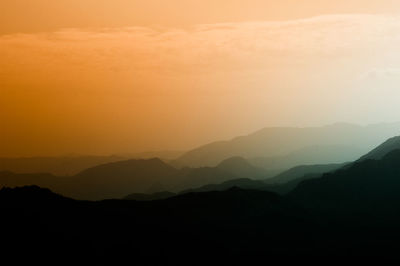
[2,0,400,157]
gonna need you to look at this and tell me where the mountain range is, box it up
[130,135,400,199]
[177,163,345,196]
[0,185,311,264]
[0,150,184,176]
[2,127,400,202]
[0,155,125,176]
[0,157,255,200]
[5,141,400,263]
[174,123,400,169]
[289,147,400,216]
[4,135,400,263]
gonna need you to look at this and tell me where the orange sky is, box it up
[2,0,400,34]
[2,1,400,156]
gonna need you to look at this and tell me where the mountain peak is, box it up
[77,157,175,175]
[216,156,266,178]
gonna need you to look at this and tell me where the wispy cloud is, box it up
[2,14,400,75]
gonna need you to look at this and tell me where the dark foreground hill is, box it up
[173,162,347,197]
[4,183,400,264]
[265,163,346,184]
[5,138,400,264]
[123,191,176,201]
[0,186,316,265]
[180,178,270,194]
[289,149,400,217]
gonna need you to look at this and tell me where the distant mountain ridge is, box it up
[0,157,242,200]
[135,136,400,200]
[265,163,346,184]
[175,123,400,168]
[3,127,400,201]
[0,155,125,176]
[180,178,269,194]
[0,150,185,176]
[67,158,179,199]
[216,156,268,178]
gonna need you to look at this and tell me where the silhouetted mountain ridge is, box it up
[123,191,176,201]
[0,185,72,206]
[0,157,243,200]
[180,178,269,194]
[289,149,400,215]
[265,163,346,184]
[359,135,400,161]
[216,156,267,178]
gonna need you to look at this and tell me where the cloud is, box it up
[2,14,400,71]
[1,13,400,96]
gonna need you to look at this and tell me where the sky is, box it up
[2,0,400,157]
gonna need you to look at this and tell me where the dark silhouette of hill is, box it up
[123,191,176,201]
[289,149,400,216]
[0,160,347,201]
[0,185,317,264]
[0,158,242,200]
[0,185,72,205]
[174,123,400,168]
[70,158,241,199]
[0,155,125,176]
[160,186,304,221]
[216,156,268,178]
[0,171,69,191]
[123,176,302,200]
[265,163,346,184]
[180,178,270,194]
[66,158,179,199]
[358,135,400,161]
[178,176,311,196]
[0,158,180,200]
[3,134,400,203]
[4,183,400,264]
[6,138,400,263]
[177,163,347,196]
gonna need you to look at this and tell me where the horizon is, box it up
[1,121,400,158]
